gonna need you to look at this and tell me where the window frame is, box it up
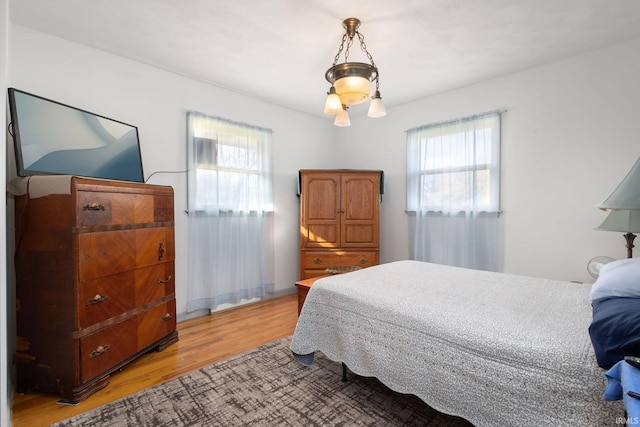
[407,112,501,214]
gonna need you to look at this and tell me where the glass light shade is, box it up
[598,157,640,209]
[334,109,350,127]
[367,93,386,118]
[596,209,640,233]
[324,92,342,115]
[333,76,372,105]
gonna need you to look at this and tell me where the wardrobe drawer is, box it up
[78,271,136,328]
[80,318,137,383]
[301,251,379,270]
[137,300,176,351]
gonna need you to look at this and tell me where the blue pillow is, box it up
[589,297,640,369]
[590,258,640,301]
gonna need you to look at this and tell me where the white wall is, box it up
[1,1,10,425]
[345,37,640,283]
[7,26,640,313]
[7,25,339,321]
[5,18,640,425]
[6,18,640,427]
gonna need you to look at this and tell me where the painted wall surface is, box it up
[7,23,640,324]
[4,18,640,425]
[1,1,10,425]
[344,37,640,283]
[7,25,340,321]
[5,17,640,427]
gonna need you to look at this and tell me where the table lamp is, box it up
[596,157,640,258]
[596,209,640,258]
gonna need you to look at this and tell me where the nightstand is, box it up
[294,276,327,315]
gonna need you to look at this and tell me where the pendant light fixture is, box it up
[324,18,386,126]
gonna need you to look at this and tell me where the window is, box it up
[188,115,273,213]
[186,112,274,312]
[407,112,500,214]
[406,112,501,271]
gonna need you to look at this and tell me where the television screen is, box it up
[7,88,144,183]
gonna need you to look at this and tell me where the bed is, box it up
[290,260,622,426]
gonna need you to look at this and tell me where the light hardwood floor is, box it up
[12,293,299,427]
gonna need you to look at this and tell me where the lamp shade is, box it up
[326,62,377,106]
[595,209,640,233]
[334,109,350,127]
[323,90,342,115]
[367,91,386,118]
[597,157,640,210]
[333,76,372,105]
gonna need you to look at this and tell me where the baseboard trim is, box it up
[177,287,296,323]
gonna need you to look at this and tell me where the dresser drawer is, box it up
[78,271,136,328]
[80,317,137,383]
[135,262,175,306]
[137,300,176,351]
[135,227,175,268]
[78,227,174,280]
[153,195,174,223]
[76,192,154,227]
[78,230,137,280]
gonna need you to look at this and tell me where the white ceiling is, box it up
[9,0,640,117]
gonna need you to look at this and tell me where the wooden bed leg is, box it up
[342,363,347,382]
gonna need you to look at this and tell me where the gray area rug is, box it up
[53,337,473,426]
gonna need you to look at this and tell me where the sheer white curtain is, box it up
[407,112,501,271]
[186,112,274,312]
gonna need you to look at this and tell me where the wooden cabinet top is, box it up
[298,169,383,174]
[297,170,384,197]
[8,175,173,199]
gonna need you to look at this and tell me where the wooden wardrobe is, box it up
[298,169,383,279]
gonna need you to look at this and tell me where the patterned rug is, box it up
[53,337,473,426]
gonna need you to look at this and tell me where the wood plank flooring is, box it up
[11,293,299,427]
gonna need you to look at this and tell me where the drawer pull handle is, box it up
[158,242,166,260]
[162,313,174,322]
[89,344,110,358]
[83,203,105,211]
[157,275,173,284]
[313,258,322,264]
[86,294,107,305]
[359,258,368,264]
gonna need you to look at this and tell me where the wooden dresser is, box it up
[298,170,382,279]
[13,176,178,403]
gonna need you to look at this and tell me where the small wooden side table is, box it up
[295,276,327,315]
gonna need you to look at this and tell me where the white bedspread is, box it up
[290,260,622,426]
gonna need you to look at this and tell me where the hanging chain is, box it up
[344,36,354,62]
[356,31,376,69]
[332,30,376,68]
[328,21,381,89]
[332,34,348,66]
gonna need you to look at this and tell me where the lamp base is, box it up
[624,232,636,258]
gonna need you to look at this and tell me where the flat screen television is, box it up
[7,88,145,183]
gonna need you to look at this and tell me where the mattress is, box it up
[290,260,622,426]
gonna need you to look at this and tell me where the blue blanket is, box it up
[605,359,640,423]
